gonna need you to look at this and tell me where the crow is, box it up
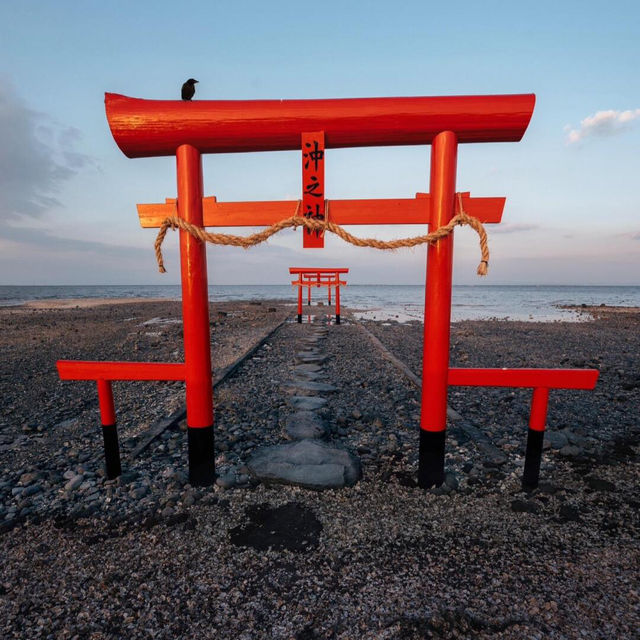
[181,78,198,100]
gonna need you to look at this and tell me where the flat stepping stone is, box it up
[292,370,325,381]
[247,440,361,489]
[294,353,328,364]
[285,411,328,439]
[288,396,327,411]
[294,364,323,374]
[284,380,337,395]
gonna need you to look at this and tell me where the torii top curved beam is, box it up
[105,93,535,158]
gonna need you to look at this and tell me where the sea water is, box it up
[0,284,639,322]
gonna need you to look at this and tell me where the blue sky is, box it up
[1,0,638,285]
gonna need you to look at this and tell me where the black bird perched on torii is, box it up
[181,78,198,100]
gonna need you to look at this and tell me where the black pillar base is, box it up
[188,425,216,486]
[335,314,341,325]
[102,424,122,480]
[297,314,302,323]
[522,428,544,491]
[418,429,446,488]
[307,301,311,306]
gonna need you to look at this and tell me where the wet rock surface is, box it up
[0,302,638,638]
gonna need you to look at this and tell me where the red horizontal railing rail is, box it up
[57,360,186,381]
[448,368,599,390]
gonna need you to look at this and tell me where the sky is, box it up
[0,0,638,286]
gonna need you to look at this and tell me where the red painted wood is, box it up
[420,131,458,433]
[177,145,214,428]
[97,379,117,425]
[137,194,505,228]
[529,387,550,432]
[289,267,349,274]
[289,268,347,320]
[447,368,599,389]
[57,360,186,380]
[302,132,326,248]
[105,93,535,157]
[291,280,346,286]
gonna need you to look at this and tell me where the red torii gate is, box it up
[290,267,348,324]
[56,91,598,490]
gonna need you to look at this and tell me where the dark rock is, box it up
[229,502,322,552]
[559,444,583,458]
[285,411,328,440]
[293,364,324,375]
[215,472,236,489]
[585,476,615,492]
[559,504,581,522]
[165,512,190,527]
[544,431,569,450]
[288,396,328,411]
[510,499,541,514]
[536,482,559,495]
[284,380,337,394]
[294,353,328,364]
[247,440,361,489]
[22,484,43,497]
[444,472,459,491]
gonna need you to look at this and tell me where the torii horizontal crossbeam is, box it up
[289,268,349,274]
[105,93,535,157]
[137,193,504,228]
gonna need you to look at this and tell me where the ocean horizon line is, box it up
[1,283,638,288]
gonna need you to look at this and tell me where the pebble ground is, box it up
[0,301,638,639]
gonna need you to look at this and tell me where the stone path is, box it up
[247,324,361,489]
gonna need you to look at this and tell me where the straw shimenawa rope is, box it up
[154,193,489,275]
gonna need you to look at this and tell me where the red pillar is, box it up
[523,387,549,490]
[335,275,341,324]
[419,131,457,488]
[297,276,303,323]
[307,284,312,306]
[97,378,121,479]
[176,144,215,486]
[328,284,332,306]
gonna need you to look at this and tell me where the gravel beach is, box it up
[0,300,638,639]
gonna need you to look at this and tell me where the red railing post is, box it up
[96,379,121,479]
[176,144,215,486]
[523,386,549,490]
[419,130,458,488]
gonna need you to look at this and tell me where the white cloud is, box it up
[566,109,640,144]
[0,78,96,221]
[491,223,538,234]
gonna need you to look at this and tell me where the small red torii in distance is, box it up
[289,267,348,324]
